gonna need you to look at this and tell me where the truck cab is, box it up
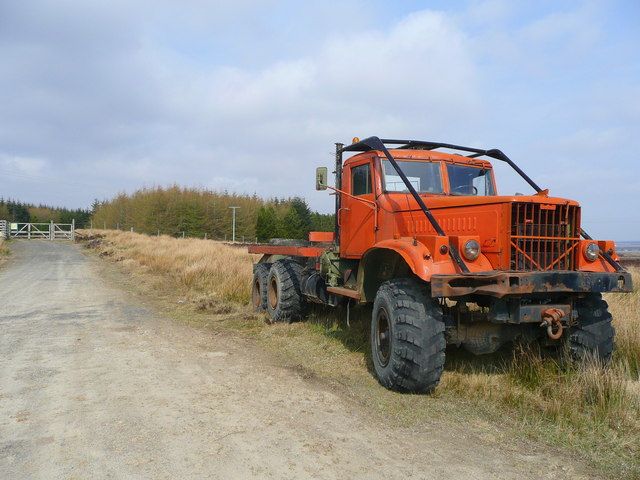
[339,149,496,258]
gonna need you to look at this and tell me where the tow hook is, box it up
[541,308,565,340]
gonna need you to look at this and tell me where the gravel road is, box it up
[0,241,591,479]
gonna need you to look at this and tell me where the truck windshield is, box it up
[381,159,443,194]
[446,164,495,196]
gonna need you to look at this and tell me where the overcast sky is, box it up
[0,0,638,239]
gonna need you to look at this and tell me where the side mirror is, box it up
[315,167,328,191]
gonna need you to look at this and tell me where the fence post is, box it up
[204,233,207,240]
[50,220,54,240]
[28,223,31,240]
[130,227,133,232]
[71,219,75,241]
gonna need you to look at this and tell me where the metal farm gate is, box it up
[2,220,75,240]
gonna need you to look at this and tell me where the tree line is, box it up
[91,186,334,241]
[255,199,333,241]
[0,199,91,226]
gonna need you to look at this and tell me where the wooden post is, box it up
[50,220,54,240]
[71,218,75,241]
[28,223,31,240]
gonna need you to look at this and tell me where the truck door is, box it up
[340,161,376,258]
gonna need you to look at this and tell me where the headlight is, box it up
[462,239,480,260]
[584,242,600,262]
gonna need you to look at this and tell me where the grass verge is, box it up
[78,229,640,478]
[0,238,9,264]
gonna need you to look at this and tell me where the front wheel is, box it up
[371,279,445,393]
[568,293,615,364]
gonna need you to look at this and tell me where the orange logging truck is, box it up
[248,136,632,393]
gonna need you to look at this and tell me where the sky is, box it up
[0,0,638,240]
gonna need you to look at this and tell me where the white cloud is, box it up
[0,154,47,176]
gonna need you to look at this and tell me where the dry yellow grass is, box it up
[80,229,640,477]
[82,230,255,303]
[0,238,9,262]
[607,267,640,378]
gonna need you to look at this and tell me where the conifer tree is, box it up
[256,206,278,241]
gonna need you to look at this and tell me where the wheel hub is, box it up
[375,307,391,367]
[268,277,279,309]
[252,278,261,307]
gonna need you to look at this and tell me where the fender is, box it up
[356,239,438,302]
[361,239,432,280]
[357,238,495,301]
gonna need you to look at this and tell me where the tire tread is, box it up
[266,259,305,322]
[568,293,615,363]
[371,278,445,393]
[252,263,270,311]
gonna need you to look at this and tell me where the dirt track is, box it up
[0,241,592,479]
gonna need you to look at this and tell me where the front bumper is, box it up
[430,270,633,298]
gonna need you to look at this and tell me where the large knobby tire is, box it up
[371,278,446,393]
[568,293,615,364]
[251,263,271,311]
[266,260,305,323]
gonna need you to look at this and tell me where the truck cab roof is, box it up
[343,149,494,169]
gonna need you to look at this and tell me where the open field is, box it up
[78,229,640,478]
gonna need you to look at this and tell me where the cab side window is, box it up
[351,164,372,196]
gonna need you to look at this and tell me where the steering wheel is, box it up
[451,185,478,195]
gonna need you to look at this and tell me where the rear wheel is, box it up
[251,263,270,311]
[568,293,615,364]
[266,260,305,323]
[371,278,446,393]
